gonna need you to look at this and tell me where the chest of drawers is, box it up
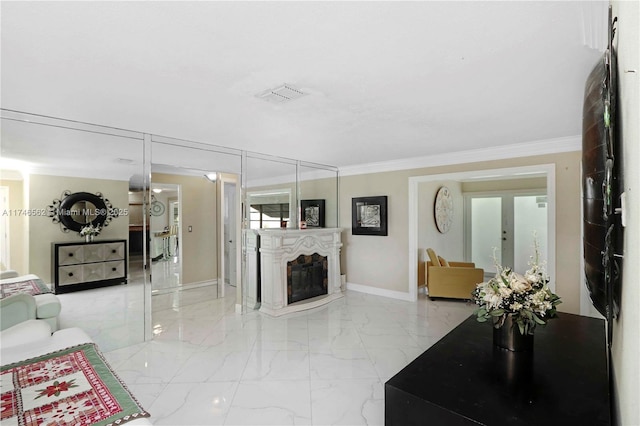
[52,240,128,294]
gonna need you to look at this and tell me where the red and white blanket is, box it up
[1,343,149,426]
[0,277,52,299]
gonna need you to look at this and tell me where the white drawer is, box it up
[58,245,84,265]
[104,242,125,261]
[58,265,83,286]
[104,261,126,279]
[83,244,106,263]
[82,263,106,282]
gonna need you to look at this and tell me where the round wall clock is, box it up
[434,186,453,233]
[150,200,165,216]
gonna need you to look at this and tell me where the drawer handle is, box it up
[68,272,74,277]
[112,249,117,253]
[69,253,74,257]
[112,267,117,271]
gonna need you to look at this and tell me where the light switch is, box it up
[188,226,193,232]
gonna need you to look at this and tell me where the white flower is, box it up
[509,272,532,293]
[473,235,561,333]
[498,284,513,297]
[484,293,503,310]
[510,302,523,311]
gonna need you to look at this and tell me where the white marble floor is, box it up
[103,288,475,425]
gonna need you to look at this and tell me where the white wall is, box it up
[417,180,464,263]
[611,1,640,425]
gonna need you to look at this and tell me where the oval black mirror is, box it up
[57,192,108,232]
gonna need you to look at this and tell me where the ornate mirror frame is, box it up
[48,190,119,233]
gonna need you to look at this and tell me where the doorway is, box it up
[150,183,182,292]
[408,164,556,302]
[224,180,237,287]
[218,173,241,301]
[464,191,548,279]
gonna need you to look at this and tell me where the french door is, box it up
[465,191,548,278]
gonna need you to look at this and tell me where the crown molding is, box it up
[338,135,581,177]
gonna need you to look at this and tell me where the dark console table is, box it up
[385,313,610,425]
[52,240,128,294]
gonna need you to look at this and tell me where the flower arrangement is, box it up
[79,224,101,237]
[472,239,561,335]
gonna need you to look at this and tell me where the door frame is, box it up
[0,186,10,269]
[408,164,556,302]
[217,173,241,300]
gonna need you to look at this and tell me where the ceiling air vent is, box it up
[256,84,307,104]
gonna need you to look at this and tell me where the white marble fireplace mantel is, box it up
[245,228,344,316]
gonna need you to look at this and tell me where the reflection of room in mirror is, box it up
[150,183,181,292]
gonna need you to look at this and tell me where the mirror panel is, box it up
[0,112,146,352]
[245,153,298,230]
[1,111,341,344]
[298,162,339,229]
[149,136,242,315]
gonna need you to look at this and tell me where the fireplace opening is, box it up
[287,254,328,304]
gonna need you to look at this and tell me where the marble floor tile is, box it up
[310,378,384,426]
[147,381,238,425]
[172,349,252,383]
[308,325,364,353]
[242,350,310,381]
[309,349,378,380]
[65,281,475,425]
[225,380,312,425]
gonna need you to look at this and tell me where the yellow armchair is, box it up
[425,248,484,300]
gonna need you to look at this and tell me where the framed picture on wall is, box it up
[352,196,388,236]
[301,199,325,228]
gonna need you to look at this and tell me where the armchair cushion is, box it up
[438,256,450,267]
[0,319,52,349]
[0,270,19,279]
[426,248,440,266]
[1,293,37,331]
[1,274,61,331]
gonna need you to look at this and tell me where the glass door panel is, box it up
[513,195,548,273]
[468,192,547,277]
[470,197,502,274]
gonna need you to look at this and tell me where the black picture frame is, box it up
[352,196,388,236]
[301,199,325,228]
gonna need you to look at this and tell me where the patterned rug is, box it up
[1,343,149,426]
[0,279,52,299]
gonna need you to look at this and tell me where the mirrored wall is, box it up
[0,110,147,352]
[148,136,242,316]
[0,109,340,350]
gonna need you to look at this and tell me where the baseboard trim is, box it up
[346,282,414,302]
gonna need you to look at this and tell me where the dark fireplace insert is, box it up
[287,254,328,304]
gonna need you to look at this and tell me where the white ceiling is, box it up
[1,1,606,171]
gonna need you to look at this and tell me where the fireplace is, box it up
[288,254,328,304]
[246,228,343,316]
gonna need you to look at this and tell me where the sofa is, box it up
[1,323,152,425]
[1,274,61,331]
[424,248,484,300]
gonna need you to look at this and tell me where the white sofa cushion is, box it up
[0,319,52,350]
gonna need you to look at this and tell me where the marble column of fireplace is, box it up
[256,228,343,316]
